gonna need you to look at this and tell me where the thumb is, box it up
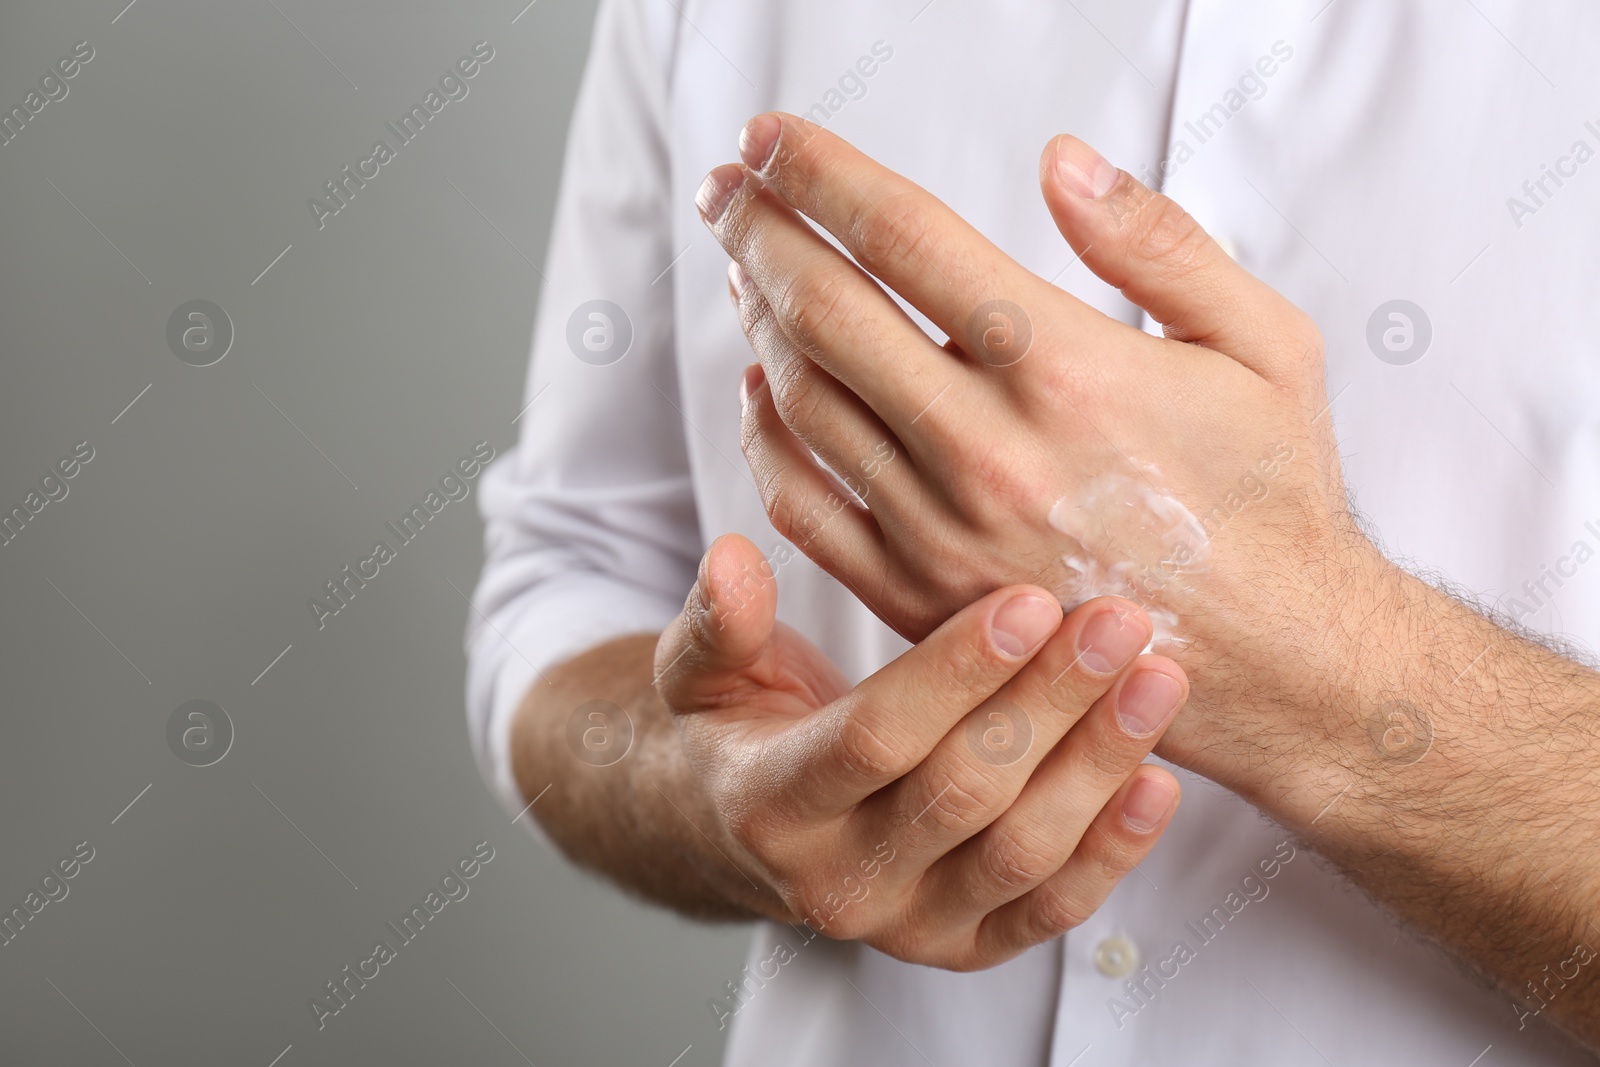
[1039,134,1318,383]
[655,533,778,708]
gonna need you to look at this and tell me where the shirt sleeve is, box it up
[465,0,699,820]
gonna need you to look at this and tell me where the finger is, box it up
[700,161,958,433]
[864,598,1152,876]
[974,764,1179,963]
[655,533,779,709]
[915,656,1186,921]
[1039,134,1320,382]
[738,363,893,600]
[787,586,1064,815]
[732,113,1085,367]
[728,261,918,508]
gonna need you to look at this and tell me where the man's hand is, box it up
[654,533,1185,969]
[688,112,1600,1049]
[697,112,1391,794]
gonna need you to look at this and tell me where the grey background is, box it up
[0,1,748,1063]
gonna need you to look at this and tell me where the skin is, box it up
[514,530,1190,971]
[686,111,1600,1048]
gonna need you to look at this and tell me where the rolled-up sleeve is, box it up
[466,0,698,819]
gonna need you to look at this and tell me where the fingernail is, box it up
[727,261,747,305]
[696,164,743,224]
[739,113,782,172]
[1054,136,1118,199]
[1077,606,1147,674]
[1122,775,1176,833]
[1116,668,1183,737]
[991,594,1061,657]
[739,363,765,409]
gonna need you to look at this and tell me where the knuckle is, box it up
[752,462,793,529]
[766,119,826,190]
[766,490,812,549]
[834,713,912,783]
[1078,728,1142,782]
[780,263,857,345]
[768,357,827,430]
[852,191,940,273]
[749,462,832,552]
[738,393,777,463]
[1028,355,1114,429]
[736,282,779,339]
[927,624,1004,687]
[1028,886,1094,941]
[977,826,1058,895]
[945,439,1043,522]
[792,492,846,552]
[910,776,995,835]
[715,186,762,259]
[1089,833,1139,884]
[1075,831,1141,902]
[738,397,760,451]
[934,438,1056,537]
[1126,193,1210,277]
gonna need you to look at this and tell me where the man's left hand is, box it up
[698,112,1391,791]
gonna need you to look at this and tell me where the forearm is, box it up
[1226,562,1600,1043]
[508,632,783,922]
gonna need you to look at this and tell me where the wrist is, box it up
[1162,529,1410,826]
[1186,538,1521,850]
[1254,547,1421,832]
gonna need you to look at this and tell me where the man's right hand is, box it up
[654,533,1187,971]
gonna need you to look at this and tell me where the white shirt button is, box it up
[1094,936,1140,978]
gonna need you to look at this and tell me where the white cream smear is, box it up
[1046,465,1211,650]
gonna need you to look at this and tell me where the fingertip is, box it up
[1121,766,1180,834]
[1114,664,1186,738]
[1134,654,1190,701]
[1043,134,1120,201]
[1037,135,1070,194]
[687,534,779,668]
[704,533,766,604]
[739,360,765,409]
[696,163,744,225]
[990,588,1064,658]
[739,112,783,172]
[1070,597,1152,676]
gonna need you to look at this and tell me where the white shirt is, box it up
[467,1,1600,1063]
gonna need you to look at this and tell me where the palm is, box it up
[739,620,851,719]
